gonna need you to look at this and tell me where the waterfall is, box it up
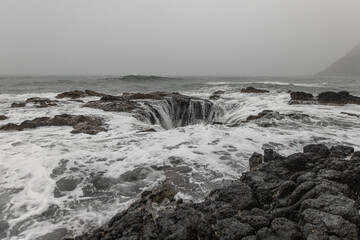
[136,97,223,129]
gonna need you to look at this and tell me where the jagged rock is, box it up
[249,152,263,170]
[288,91,316,105]
[85,92,223,129]
[0,114,106,135]
[209,90,225,100]
[283,153,308,171]
[84,90,105,97]
[264,149,284,162]
[74,144,360,240]
[303,144,330,162]
[241,87,269,93]
[318,91,360,105]
[245,110,274,122]
[10,102,26,108]
[289,91,360,106]
[56,90,105,99]
[26,97,58,107]
[0,115,7,120]
[330,145,354,158]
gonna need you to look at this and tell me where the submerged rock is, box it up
[0,115,7,120]
[241,87,269,93]
[0,114,106,135]
[209,90,225,100]
[56,176,83,191]
[74,144,360,240]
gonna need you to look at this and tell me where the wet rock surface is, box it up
[209,90,225,100]
[73,144,360,240]
[241,87,269,93]
[288,91,316,105]
[289,91,360,105]
[10,102,26,108]
[0,114,106,135]
[243,110,310,128]
[0,115,7,120]
[56,90,105,99]
[85,92,223,129]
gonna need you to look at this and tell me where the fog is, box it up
[0,0,359,76]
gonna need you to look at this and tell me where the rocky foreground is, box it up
[71,144,360,240]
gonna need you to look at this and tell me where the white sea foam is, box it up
[0,86,360,239]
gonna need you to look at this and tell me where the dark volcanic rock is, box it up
[288,91,316,105]
[26,97,58,107]
[318,91,360,105]
[85,91,223,129]
[11,102,26,108]
[0,115,7,120]
[241,87,269,93]
[249,152,263,170]
[209,90,225,100]
[56,90,105,99]
[330,145,354,158]
[288,90,360,106]
[0,114,106,135]
[74,144,360,240]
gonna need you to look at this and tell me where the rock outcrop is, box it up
[73,144,360,240]
[10,97,58,108]
[288,92,316,105]
[241,87,269,93]
[0,114,106,135]
[56,90,105,99]
[84,92,223,129]
[289,91,360,105]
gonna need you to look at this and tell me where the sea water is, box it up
[0,75,360,239]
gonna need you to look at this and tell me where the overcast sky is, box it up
[0,0,359,76]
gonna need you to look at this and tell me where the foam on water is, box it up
[1,79,360,239]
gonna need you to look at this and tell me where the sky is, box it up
[0,0,360,76]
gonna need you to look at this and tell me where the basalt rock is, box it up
[241,87,269,93]
[0,115,7,120]
[317,91,360,105]
[85,92,223,129]
[288,91,316,105]
[25,97,58,107]
[10,102,26,108]
[0,114,106,135]
[74,144,360,240]
[288,91,360,105]
[56,90,105,99]
[243,110,310,128]
[209,90,225,100]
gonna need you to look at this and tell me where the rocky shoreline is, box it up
[70,144,360,240]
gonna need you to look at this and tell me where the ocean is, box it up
[0,75,360,239]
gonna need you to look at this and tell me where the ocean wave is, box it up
[105,75,175,81]
[205,81,322,87]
